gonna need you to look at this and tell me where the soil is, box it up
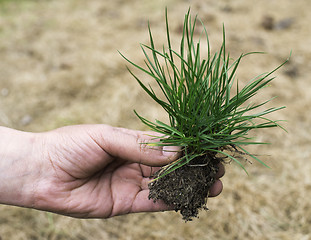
[149,152,220,221]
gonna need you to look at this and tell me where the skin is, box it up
[0,124,224,218]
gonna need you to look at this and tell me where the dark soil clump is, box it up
[148,153,221,221]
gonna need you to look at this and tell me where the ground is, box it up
[0,0,310,239]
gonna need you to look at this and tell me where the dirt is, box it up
[149,153,220,221]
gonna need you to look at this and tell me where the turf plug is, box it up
[121,9,287,221]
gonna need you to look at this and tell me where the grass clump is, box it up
[121,9,286,221]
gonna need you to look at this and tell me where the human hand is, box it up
[0,125,224,218]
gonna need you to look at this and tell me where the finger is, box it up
[96,125,181,167]
[215,163,225,179]
[130,190,173,214]
[140,165,161,178]
[208,179,223,197]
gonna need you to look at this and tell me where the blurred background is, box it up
[0,0,310,239]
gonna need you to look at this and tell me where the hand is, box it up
[0,125,224,218]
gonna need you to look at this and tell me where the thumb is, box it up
[96,125,181,166]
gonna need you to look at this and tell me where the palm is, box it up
[40,126,164,218]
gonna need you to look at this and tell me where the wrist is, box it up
[0,127,40,209]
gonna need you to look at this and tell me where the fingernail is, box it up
[162,145,180,158]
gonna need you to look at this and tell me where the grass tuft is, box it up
[121,8,287,177]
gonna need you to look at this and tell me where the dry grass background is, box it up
[0,0,310,239]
